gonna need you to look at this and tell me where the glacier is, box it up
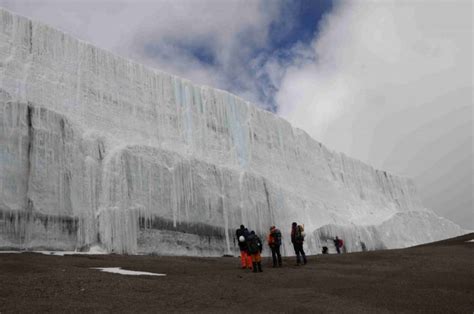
[0,8,464,256]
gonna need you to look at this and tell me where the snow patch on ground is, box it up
[466,239,474,243]
[92,267,166,276]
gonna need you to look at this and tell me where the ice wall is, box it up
[0,8,464,255]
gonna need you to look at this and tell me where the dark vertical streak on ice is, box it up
[98,141,104,161]
[263,179,274,225]
[124,152,133,199]
[25,103,34,212]
[64,171,72,214]
[59,118,65,143]
[28,20,32,54]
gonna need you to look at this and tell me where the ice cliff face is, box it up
[0,8,464,255]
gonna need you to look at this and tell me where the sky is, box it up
[1,0,472,229]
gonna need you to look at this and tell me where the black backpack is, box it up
[236,228,243,238]
[271,229,282,246]
[247,234,262,254]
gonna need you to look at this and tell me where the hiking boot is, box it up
[257,262,263,272]
[252,262,258,273]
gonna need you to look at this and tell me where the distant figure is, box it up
[247,231,263,272]
[334,236,344,254]
[291,222,307,265]
[267,226,282,267]
[322,246,329,254]
[235,225,252,269]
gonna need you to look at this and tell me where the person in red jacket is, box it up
[334,236,344,254]
[267,226,282,267]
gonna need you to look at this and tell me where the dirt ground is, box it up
[1,233,473,313]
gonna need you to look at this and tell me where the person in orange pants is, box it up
[239,250,252,269]
[236,225,252,269]
[250,250,262,272]
[247,231,263,272]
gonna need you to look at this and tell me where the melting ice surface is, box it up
[0,8,465,256]
[0,245,109,255]
[92,267,166,276]
[33,245,109,256]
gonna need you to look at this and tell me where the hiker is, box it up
[235,225,252,269]
[267,226,282,267]
[334,236,344,254]
[291,222,307,265]
[247,231,263,272]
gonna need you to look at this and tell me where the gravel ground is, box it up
[1,233,473,313]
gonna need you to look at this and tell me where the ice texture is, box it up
[0,8,464,255]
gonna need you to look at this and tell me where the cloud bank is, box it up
[0,0,284,108]
[275,0,473,228]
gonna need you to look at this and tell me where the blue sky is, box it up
[268,0,334,52]
[0,0,472,229]
[251,0,335,111]
[138,0,335,112]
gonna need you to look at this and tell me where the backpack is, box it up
[339,239,344,247]
[271,229,282,246]
[296,225,305,241]
[247,234,262,254]
[236,228,250,249]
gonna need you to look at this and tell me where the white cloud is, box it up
[276,0,473,228]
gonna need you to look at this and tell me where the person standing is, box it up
[247,231,263,272]
[235,225,252,269]
[267,226,282,267]
[291,222,307,265]
[334,236,344,254]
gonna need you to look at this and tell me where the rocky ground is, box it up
[1,233,473,313]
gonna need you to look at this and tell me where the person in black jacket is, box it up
[246,231,263,273]
[235,225,252,269]
[291,222,307,265]
[334,236,343,254]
